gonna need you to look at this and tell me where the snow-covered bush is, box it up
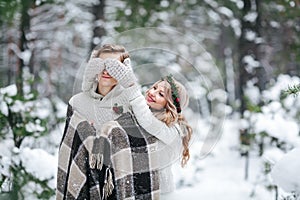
[240,75,300,153]
[239,74,300,198]
[270,148,300,200]
[0,68,66,199]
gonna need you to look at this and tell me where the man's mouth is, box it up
[102,75,111,79]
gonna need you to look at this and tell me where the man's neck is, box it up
[97,85,114,96]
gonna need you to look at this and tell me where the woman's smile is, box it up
[145,82,168,110]
[146,94,155,103]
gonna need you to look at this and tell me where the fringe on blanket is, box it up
[89,136,114,200]
[102,167,114,200]
[89,153,103,170]
[89,137,104,170]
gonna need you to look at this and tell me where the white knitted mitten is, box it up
[105,58,137,88]
[89,49,99,59]
[82,58,105,92]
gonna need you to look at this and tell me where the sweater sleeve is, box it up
[127,86,181,145]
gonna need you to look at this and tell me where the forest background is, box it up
[0,0,300,199]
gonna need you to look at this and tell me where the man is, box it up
[56,44,138,199]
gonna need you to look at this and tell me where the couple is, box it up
[56,44,193,200]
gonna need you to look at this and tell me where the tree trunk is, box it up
[238,0,266,181]
[254,0,267,91]
[238,0,251,115]
[17,0,34,95]
[238,0,263,115]
[90,0,106,51]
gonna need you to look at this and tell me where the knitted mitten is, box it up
[82,58,105,92]
[105,58,137,88]
[89,49,99,59]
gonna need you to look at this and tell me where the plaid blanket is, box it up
[57,105,110,199]
[98,112,160,200]
[56,105,160,200]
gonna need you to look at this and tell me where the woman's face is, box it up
[146,81,168,110]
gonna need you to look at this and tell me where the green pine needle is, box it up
[285,84,300,96]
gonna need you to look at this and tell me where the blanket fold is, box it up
[96,112,160,200]
[57,105,112,199]
[57,106,160,200]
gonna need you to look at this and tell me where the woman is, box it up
[104,60,193,199]
[132,75,192,198]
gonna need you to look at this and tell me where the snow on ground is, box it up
[172,118,274,200]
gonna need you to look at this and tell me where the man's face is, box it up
[99,52,121,60]
[97,53,121,90]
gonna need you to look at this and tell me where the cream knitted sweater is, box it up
[69,83,136,131]
[129,91,183,194]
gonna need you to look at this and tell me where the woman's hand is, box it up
[82,58,105,92]
[104,58,137,88]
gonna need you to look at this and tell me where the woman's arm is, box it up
[104,58,181,144]
[125,85,181,145]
